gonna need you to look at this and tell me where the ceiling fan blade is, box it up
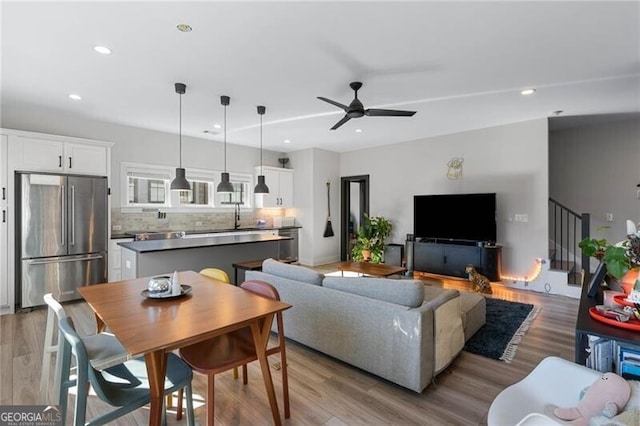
[365,109,416,117]
[330,115,351,130]
[318,97,349,112]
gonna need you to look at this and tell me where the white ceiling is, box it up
[1,1,639,153]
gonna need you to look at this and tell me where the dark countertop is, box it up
[111,225,301,240]
[118,233,292,253]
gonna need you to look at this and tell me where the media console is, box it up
[406,239,502,281]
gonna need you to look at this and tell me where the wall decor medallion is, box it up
[447,157,464,179]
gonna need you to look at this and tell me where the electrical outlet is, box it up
[112,225,122,231]
[514,214,529,223]
[605,213,614,222]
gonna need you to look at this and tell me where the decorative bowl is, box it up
[147,275,172,295]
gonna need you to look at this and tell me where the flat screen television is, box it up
[414,193,497,244]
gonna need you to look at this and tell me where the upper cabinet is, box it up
[11,134,110,176]
[0,135,8,310]
[0,135,7,206]
[255,166,294,208]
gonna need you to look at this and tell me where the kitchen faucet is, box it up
[234,203,241,229]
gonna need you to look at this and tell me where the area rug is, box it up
[464,297,541,363]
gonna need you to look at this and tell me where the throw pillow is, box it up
[322,276,424,308]
[262,258,324,286]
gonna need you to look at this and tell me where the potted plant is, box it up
[579,232,640,293]
[350,214,392,263]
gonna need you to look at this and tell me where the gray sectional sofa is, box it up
[246,258,486,393]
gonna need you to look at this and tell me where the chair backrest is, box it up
[239,280,283,342]
[199,268,230,283]
[40,293,69,404]
[240,279,280,301]
[58,316,150,425]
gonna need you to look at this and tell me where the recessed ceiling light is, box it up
[520,88,536,96]
[284,139,291,144]
[355,129,363,133]
[177,24,192,32]
[213,124,222,129]
[93,45,111,55]
[68,94,82,101]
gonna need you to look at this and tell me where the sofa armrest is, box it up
[417,289,465,374]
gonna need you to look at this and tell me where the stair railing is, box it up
[549,198,591,276]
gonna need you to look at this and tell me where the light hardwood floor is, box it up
[0,264,579,425]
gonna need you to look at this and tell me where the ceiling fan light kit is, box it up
[318,81,417,130]
[217,95,235,194]
[254,105,270,194]
[170,82,191,192]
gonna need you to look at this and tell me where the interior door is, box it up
[67,176,108,255]
[340,175,369,261]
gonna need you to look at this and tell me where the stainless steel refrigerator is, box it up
[17,173,108,308]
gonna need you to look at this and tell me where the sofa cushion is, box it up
[262,258,324,286]
[322,276,424,308]
[459,291,486,341]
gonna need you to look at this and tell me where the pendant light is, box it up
[170,82,191,192]
[216,95,234,194]
[254,105,270,194]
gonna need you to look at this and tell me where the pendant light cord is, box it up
[179,93,183,168]
[223,103,227,172]
[260,113,263,175]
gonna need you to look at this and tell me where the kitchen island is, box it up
[119,233,292,284]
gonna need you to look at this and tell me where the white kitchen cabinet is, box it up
[109,238,133,282]
[255,166,294,208]
[12,135,109,176]
[0,135,7,308]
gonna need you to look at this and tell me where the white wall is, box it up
[549,116,640,245]
[340,119,550,282]
[0,103,284,208]
[289,148,340,266]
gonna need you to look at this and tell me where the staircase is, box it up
[549,198,591,286]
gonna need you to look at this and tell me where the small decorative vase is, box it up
[620,268,640,295]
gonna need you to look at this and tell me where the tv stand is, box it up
[408,239,502,281]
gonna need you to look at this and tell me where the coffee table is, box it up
[337,261,406,277]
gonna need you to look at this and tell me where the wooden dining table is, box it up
[78,270,292,425]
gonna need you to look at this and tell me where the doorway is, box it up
[340,175,370,261]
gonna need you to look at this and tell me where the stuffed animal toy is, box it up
[465,264,492,294]
[554,372,631,426]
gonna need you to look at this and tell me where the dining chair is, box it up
[39,293,130,405]
[58,316,196,426]
[198,268,239,378]
[199,267,230,283]
[178,279,290,425]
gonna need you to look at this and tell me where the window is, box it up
[218,173,252,207]
[177,170,216,208]
[122,163,171,207]
[121,163,253,210]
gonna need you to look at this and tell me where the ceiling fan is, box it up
[317,81,417,130]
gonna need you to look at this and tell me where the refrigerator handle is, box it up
[70,185,75,246]
[2,187,5,200]
[26,254,104,265]
[2,209,5,223]
[61,185,65,246]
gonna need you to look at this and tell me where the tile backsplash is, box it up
[111,208,287,233]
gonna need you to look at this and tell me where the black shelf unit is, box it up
[575,274,640,365]
[408,240,502,281]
